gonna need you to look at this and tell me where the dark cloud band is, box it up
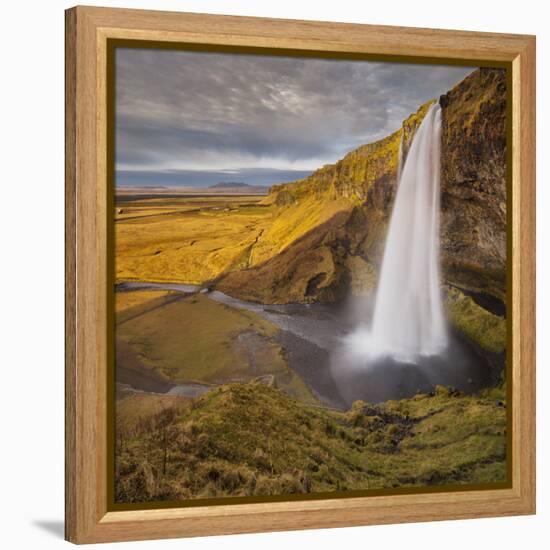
[116,48,474,187]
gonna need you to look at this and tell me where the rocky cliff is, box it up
[440,68,507,304]
[216,68,507,335]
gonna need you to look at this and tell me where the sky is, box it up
[115,48,475,188]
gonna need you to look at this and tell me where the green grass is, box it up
[445,286,507,353]
[116,392,192,438]
[116,290,316,402]
[115,382,507,503]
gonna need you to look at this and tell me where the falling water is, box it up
[347,103,447,363]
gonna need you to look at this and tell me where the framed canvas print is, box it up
[65,6,536,544]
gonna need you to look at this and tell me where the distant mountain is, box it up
[209,182,254,189]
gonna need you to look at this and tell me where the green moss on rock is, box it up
[444,286,506,353]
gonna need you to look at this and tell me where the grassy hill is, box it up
[115,381,507,503]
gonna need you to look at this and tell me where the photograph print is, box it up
[112,46,509,506]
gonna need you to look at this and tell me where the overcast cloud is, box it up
[116,48,475,187]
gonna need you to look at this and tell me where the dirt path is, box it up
[246,228,264,267]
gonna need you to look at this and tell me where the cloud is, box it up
[115,48,475,186]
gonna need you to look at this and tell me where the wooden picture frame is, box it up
[65,5,536,544]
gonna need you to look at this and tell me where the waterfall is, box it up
[347,103,447,363]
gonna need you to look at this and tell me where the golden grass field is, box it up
[115,193,356,285]
[115,195,275,284]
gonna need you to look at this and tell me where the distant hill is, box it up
[209,182,254,189]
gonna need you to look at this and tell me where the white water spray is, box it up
[347,103,447,363]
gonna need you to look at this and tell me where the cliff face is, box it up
[440,68,507,302]
[217,68,507,316]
